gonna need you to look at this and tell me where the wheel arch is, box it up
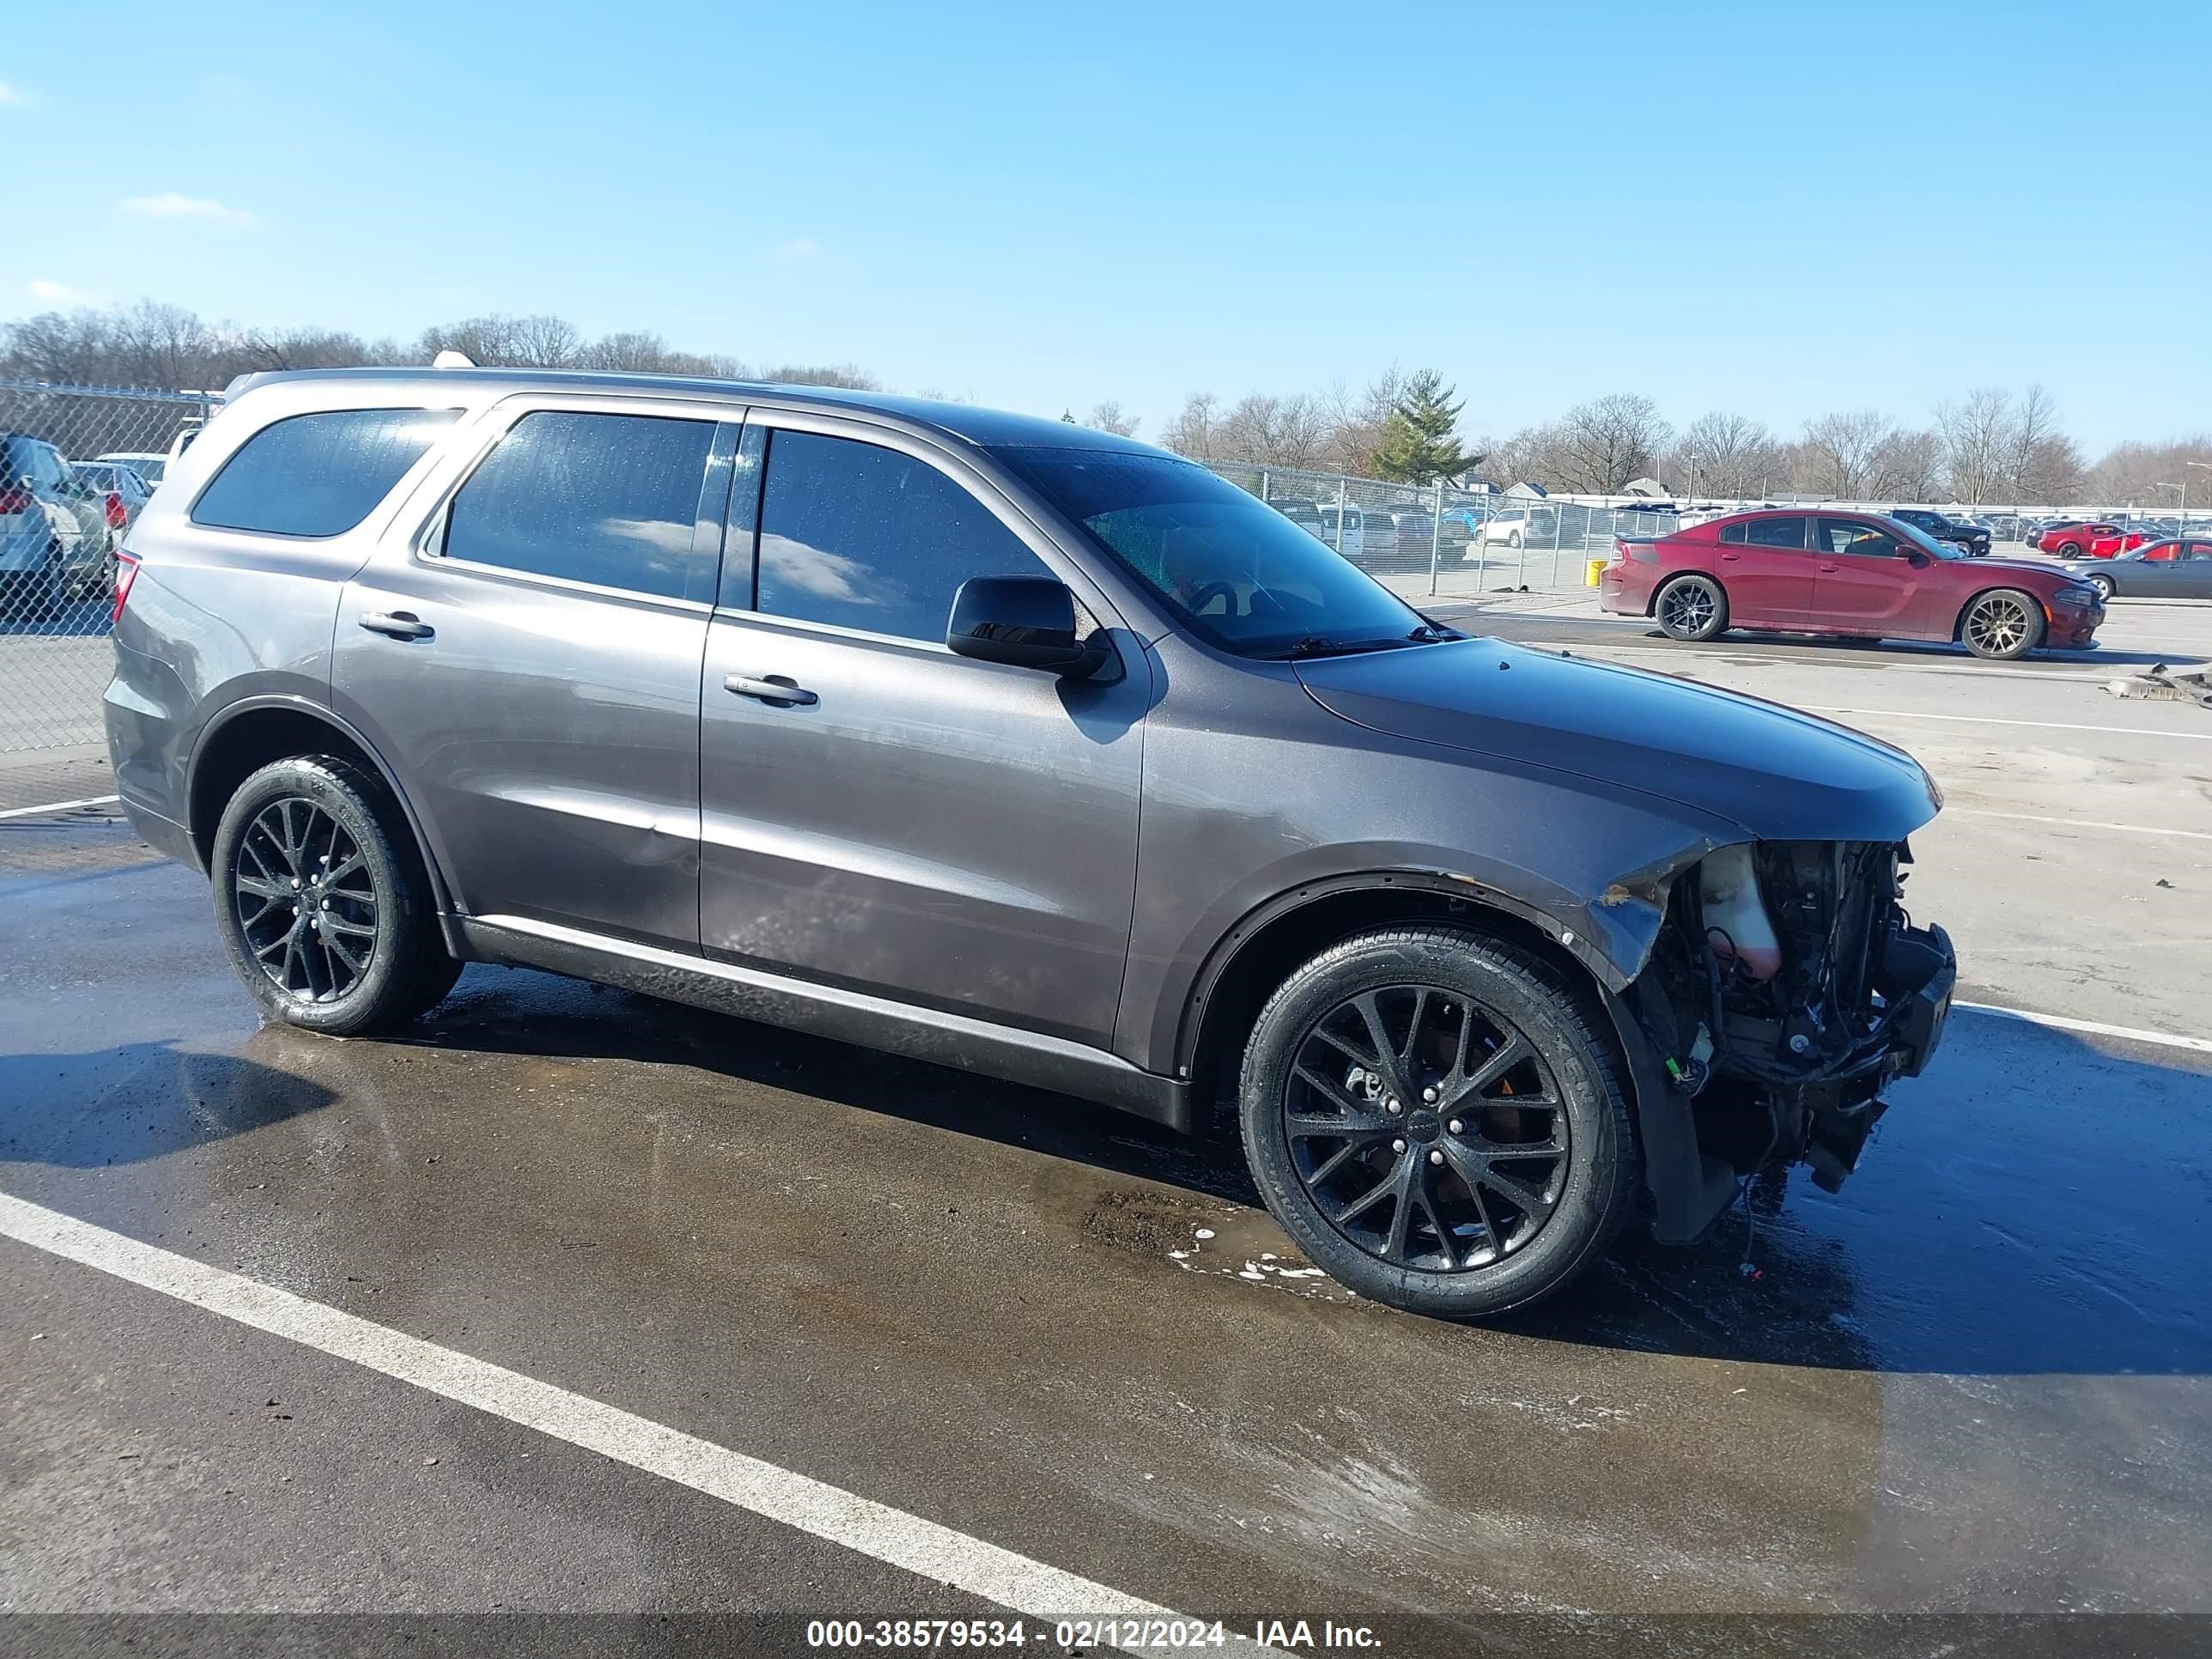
[1650,566,1726,619]
[1950,582,2048,643]
[185,696,465,955]
[1178,872,1616,1122]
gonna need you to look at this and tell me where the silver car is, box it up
[2,431,112,609]
[105,367,1956,1318]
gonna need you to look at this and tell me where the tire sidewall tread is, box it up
[1237,922,1640,1320]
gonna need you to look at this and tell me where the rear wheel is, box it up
[1237,925,1639,1319]
[1655,573,1728,641]
[1505,530,1522,550]
[1960,588,2045,659]
[210,756,460,1035]
[2054,540,2082,557]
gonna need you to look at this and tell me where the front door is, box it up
[333,399,734,951]
[1811,517,1923,633]
[697,417,1146,1048]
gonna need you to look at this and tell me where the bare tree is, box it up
[1874,427,1945,500]
[1798,410,1899,496]
[1670,411,1779,499]
[2084,434,2212,507]
[1316,368,1405,477]
[1549,393,1670,494]
[1215,392,1330,468]
[1159,392,1222,459]
[1935,387,2014,503]
[1085,398,1139,437]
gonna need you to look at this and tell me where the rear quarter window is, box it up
[191,408,461,538]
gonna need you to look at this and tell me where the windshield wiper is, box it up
[1262,635,1416,660]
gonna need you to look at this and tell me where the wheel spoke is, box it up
[322,915,375,940]
[322,927,365,976]
[1380,1158,1419,1261]
[1443,1032,1531,1109]
[1352,993,1413,1099]
[1306,1136,1382,1186]
[1288,1063,1387,1127]
[1330,1168,1399,1226]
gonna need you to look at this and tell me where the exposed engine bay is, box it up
[1625,838,1955,1227]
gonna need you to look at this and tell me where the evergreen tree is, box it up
[1372,369,1482,484]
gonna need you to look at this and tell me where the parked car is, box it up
[96,450,173,489]
[2057,538,2212,600]
[1267,495,1327,539]
[1887,507,1992,557]
[2034,520,2148,558]
[1379,507,1437,566]
[73,459,155,533]
[1462,509,1534,550]
[106,367,1956,1320]
[2,431,114,609]
[1316,502,1383,559]
[1602,507,2105,659]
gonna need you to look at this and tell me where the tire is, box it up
[2085,572,2115,603]
[1505,530,1522,550]
[2054,541,2082,558]
[1237,924,1640,1320]
[1654,573,1729,641]
[210,755,461,1036]
[1960,588,2045,659]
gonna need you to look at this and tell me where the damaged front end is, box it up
[1621,838,1955,1242]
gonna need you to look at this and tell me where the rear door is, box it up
[333,396,734,952]
[1716,514,1816,623]
[696,414,1146,1048]
[1812,517,1927,634]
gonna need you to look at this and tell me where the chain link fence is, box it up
[1,380,215,752]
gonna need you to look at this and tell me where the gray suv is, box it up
[105,368,1956,1317]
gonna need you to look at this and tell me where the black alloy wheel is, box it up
[1284,985,1569,1272]
[234,796,380,1003]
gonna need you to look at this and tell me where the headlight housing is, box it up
[2057,584,2101,607]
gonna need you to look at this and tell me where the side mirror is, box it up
[946,575,1107,677]
[1905,550,1931,568]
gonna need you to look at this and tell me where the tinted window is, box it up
[755,430,1050,640]
[1818,518,1904,557]
[1746,517,1808,549]
[445,411,716,601]
[1719,520,1747,544]
[192,409,459,537]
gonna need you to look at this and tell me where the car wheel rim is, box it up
[2090,578,2112,599]
[1662,584,1714,633]
[1967,596,2030,654]
[234,798,379,1003]
[1284,986,1569,1273]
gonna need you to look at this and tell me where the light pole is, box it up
[2154,482,2185,532]
[2187,460,2212,531]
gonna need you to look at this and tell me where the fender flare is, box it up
[188,693,467,957]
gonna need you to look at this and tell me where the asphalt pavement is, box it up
[3,599,2209,1657]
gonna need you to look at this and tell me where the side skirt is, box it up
[459,915,1194,1135]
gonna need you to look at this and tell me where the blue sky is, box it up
[2,1,2204,451]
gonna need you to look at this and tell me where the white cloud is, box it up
[118,191,258,227]
[774,237,823,262]
[27,279,103,307]
[0,81,24,106]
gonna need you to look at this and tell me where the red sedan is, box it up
[2034,520,2148,558]
[1601,509,2106,659]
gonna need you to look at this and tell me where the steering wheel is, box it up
[1183,580,1237,616]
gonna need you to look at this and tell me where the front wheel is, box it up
[2085,572,2115,602]
[1237,925,1640,1319]
[1960,588,2045,659]
[210,756,461,1035]
[1655,573,1729,641]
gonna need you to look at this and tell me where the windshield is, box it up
[1880,516,1961,558]
[997,447,1435,657]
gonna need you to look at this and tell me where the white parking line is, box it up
[1959,1003,2212,1055]
[0,793,120,822]
[0,1190,1254,1643]
[1809,708,2212,741]
[1946,809,2212,842]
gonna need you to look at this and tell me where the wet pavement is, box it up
[3,820,2209,1648]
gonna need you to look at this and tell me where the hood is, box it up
[1958,556,2069,582]
[1296,638,1941,842]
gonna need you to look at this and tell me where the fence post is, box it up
[1475,497,1489,593]
[1427,478,1443,597]
[1260,468,1270,504]
[1334,477,1348,556]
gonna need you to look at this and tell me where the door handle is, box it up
[1719,551,1741,561]
[359,611,434,641]
[1818,562,1840,573]
[724,672,817,707]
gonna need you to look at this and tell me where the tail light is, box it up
[1617,538,1657,563]
[105,490,127,528]
[0,485,31,515]
[111,551,139,625]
